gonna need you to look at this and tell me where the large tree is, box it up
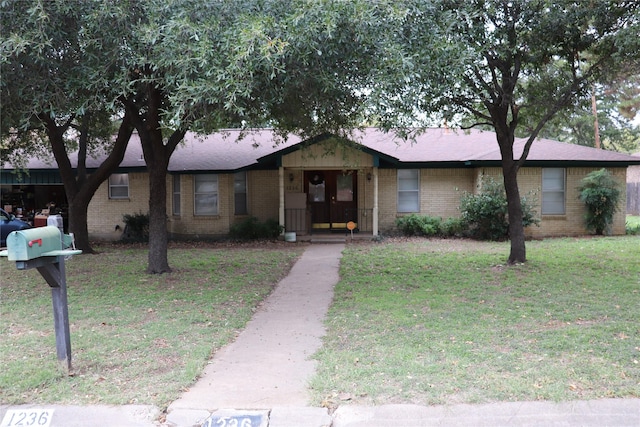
[371,0,640,263]
[103,0,290,273]
[4,0,385,272]
[108,0,387,273]
[1,1,135,253]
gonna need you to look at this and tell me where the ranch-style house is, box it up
[2,128,639,240]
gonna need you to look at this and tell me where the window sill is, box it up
[541,215,566,220]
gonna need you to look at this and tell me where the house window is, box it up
[398,169,420,212]
[108,174,129,199]
[172,175,181,216]
[194,174,218,215]
[234,172,248,215]
[542,168,565,215]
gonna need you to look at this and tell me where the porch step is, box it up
[309,237,346,244]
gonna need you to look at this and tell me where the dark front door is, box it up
[306,170,357,232]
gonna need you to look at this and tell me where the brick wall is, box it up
[377,166,628,237]
[248,170,280,222]
[88,172,149,240]
[88,166,629,240]
[470,167,628,237]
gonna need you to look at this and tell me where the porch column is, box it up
[278,167,285,234]
[373,167,379,236]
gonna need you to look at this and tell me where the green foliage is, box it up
[441,216,466,237]
[395,215,471,238]
[460,178,509,241]
[626,216,640,236]
[229,217,283,240]
[627,222,640,235]
[395,214,443,237]
[121,212,149,242]
[535,74,640,154]
[578,169,622,235]
[460,177,539,241]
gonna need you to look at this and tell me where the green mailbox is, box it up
[0,225,81,371]
[5,226,80,261]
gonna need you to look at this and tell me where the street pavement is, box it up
[2,243,639,426]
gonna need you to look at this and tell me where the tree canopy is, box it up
[1,0,136,252]
[367,0,640,263]
[3,0,639,268]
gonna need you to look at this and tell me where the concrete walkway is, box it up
[2,243,639,426]
[166,243,343,425]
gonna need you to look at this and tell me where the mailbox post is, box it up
[0,226,81,372]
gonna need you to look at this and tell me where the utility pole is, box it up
[591,85,601,149]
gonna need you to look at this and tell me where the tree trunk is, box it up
[125,84,185,274]
[146,159,171,274]
[502,159,526,264]
[495,125,527,264]
[42,112,133,254]
[67,197,93,254]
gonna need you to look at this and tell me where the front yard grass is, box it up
[2,237,638,411]
[310,237,640,407]
[0,242,303,409]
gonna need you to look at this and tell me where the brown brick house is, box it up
[3,128,639,239]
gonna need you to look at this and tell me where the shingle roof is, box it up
[5,128,640,171]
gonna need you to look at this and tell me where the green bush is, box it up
[396,214,443,236]
[441,217,466,237]
[460,176,539,241]
[229,217,283,240]
[578,168,622,235]
[627,223,640,235]
[121,212,149,242]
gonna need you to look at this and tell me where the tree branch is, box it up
[461,122,494,130]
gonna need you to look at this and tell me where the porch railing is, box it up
[284,208,373,233]
[342,208,373,233]
[284,208,308,233]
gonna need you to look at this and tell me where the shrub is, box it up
[625,216,640,235]
[627,222,640,235]
[396,214,443,236]
[121,212,149,242]
[460,176,539,241]
[578,168,622,235]
[229,217,283,240]
[441,217,466,237]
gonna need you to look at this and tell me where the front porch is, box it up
[278,167,380,238]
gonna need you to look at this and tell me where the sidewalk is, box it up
[2,243,639,426]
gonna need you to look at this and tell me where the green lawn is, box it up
[2,237,638,410]
[0,242,303,409]
[310,237,640,407]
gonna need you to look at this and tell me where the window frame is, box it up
[108,174,129,199]
[193,174,219,216]
[541,168,566,215]
[234,171,248,216]
[172,174,181,216]
[397,169,420,213]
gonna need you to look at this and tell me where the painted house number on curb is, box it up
[201,414,263,427]
[0,409,54,427]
